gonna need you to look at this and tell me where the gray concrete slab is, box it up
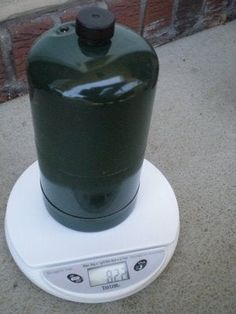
[0,21,236,313]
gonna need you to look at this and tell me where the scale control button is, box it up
[134,259,147,271]
[67,274,83,283]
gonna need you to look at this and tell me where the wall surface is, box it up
[0,0,236,103]
[0,0,68,22]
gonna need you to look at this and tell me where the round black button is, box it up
[76,7,115,45]
[134,259,147,271]
[67,273,83,283]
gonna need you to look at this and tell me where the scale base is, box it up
[5,160,179,303]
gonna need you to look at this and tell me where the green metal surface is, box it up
[27,22,158,231]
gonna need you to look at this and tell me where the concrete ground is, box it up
[0,21,236,313]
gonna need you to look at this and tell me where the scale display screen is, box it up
[88,262,129,287]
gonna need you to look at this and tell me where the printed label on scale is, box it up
[42,249,165,295]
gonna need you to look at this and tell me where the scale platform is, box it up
[5,160,179,303]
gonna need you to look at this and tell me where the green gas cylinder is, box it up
[27,7,159,231]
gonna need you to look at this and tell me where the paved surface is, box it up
[0,21,236,313]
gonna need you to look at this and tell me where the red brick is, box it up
[106,0,141,32]
[0,86,22,103]
[60,7,80,23]
[227,0,236,21]
[144,0,174,38]
[8,16,54,82]
[0,91,8,103]
[59,1,108,23]
[205,0,226,13]
[175,0,204,34]
[0,46,8,102]
[204,0,227,27]
[0,47,6,88]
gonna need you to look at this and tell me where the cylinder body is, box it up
[27,21,159,231]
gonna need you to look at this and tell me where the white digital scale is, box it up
[5,159,179,303]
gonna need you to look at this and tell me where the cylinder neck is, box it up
[75,7,115,46]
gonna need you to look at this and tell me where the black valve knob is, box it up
[76,7,115,45]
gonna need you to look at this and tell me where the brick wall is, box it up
[0,0,235,103]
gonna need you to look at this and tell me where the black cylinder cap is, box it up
[76,7,115,45]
